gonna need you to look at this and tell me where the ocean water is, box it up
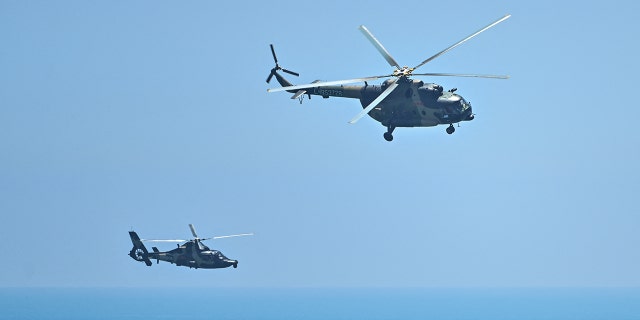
[1,287,639,319]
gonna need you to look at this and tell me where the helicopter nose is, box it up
[225,259,238,268]
[464,107,474,121]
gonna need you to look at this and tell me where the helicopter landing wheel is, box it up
[384,126,395,142]
[446,125,455,135]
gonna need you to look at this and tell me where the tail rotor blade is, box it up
[282,68,299,77]
[270,44,278,64]
[267,44,300,82]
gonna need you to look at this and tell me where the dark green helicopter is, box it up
[267,15,510,141]
[128,224,252,269]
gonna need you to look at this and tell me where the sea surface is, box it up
[1,287,639,319]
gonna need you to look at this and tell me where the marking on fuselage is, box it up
[314,88,343,96]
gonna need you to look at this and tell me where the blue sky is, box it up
[1,0,639,287]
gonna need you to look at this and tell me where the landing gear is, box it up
[383,126,395,142]
[446,124,455,135]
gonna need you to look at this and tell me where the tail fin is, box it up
[128,231,152,266]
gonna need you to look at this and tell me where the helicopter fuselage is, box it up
[128,231,239,269]
[274,72,474,130]
[147,241,238,269]
[312,80,473,128]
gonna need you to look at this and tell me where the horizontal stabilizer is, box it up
[291,90,307,100]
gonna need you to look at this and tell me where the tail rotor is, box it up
[266,44,299,83]
[128,231,152,266]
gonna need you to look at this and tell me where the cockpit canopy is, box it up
[436,93,471,113]
[201,250,228,261]
[416,83,472,113]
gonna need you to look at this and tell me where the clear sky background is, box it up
[1,0,639,288]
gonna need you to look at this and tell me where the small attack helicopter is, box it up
[128,224,252,269]
[266,15,510,141]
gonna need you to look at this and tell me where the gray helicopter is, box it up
[128,224,252,269]
[267,15,510,141]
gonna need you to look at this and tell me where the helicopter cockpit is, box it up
[459,97,471,113]
[437,92,472,113]
[201,250,229,261]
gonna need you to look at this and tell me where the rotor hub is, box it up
[393,66,413,78]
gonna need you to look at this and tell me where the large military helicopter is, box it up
[266,15,510,141]
[128,224,252,269]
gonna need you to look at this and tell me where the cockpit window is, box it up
[201,251,214,261]
[460,98,470,111]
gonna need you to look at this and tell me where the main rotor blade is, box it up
[203,233,254,240]
[348,80,399,124]
[142,239,187,243]
[359,25,401,69]
[411,72,510,79]
[189,224,198,238]
[412,14,511,71]
[267,75,392,93]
